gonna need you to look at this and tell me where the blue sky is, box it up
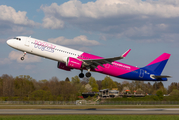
[0,0,179,87]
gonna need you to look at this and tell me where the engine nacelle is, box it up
[67,57,83,69]
[57,62,71,71]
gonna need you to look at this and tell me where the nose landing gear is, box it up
[21,52,26,61]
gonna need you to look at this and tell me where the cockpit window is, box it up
[14,37,21,41]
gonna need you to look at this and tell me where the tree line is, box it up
[0,74,178,101]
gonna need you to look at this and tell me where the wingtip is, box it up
[122,49,131,57]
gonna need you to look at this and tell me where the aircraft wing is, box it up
[82,49,131,68]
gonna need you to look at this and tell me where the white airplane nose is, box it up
[6,39,14,46]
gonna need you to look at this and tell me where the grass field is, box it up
[0,115,179,120]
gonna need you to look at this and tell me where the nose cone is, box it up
[6,39,14,47]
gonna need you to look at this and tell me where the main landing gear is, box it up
[86,72,91,78]
[79,69,91,78]
[21,52,26,61]
[79,73,84,78]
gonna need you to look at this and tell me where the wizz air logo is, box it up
[34,40,56,53]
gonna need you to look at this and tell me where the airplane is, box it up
[6,36,171,81]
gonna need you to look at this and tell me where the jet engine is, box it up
[57,62,71,71]
[66,57,83,69]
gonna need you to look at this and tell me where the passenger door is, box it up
[24,37,33,52]
[25,38,30,47]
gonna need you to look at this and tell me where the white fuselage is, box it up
[7,36,83,63]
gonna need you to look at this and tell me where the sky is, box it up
[0,0,179,87]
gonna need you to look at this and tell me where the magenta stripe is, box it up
[97,61,139,76]
[78,52,139,77]
[147,53,171,66]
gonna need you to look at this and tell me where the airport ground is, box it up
[0,105,179,109]
[1,108,179,115]
[0,105,179,115]
[0,115,178,120]
[0,105,179,119]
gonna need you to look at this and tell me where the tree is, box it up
[121,81,130,92]
[58,81,79,101]
[114,82,121,92]
[81,77,89,85]
[156,90,163,100]
[88,77,99,92]
[39,79,49,91]
[145,82,153,94]
[168,82,178,94]
[30,90,52,101]
[169,89,179,101]
[48,77,60,97]
[71,76,80,84]
[14,75,35,100]
[136,88,144,94]
[128,81,136,94]
[0,77,3,96]
[71,76,85,97]
[122,81,130,87]
[102,76,117,90]
[153,81,164,90]
[1,74,14,97]
[85,84,92,92]
[65,77,70,82]
[122,86,130,94]
[96,80,102,90]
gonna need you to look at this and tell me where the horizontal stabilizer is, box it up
[151,75,171,79]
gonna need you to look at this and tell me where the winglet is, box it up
[122,49,131,58]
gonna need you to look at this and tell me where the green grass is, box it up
[0,115,179,120]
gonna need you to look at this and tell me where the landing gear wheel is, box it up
[21,57,24,61]
[20,52,26,61]
[85,72,91,78]
[79,73,84,78]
